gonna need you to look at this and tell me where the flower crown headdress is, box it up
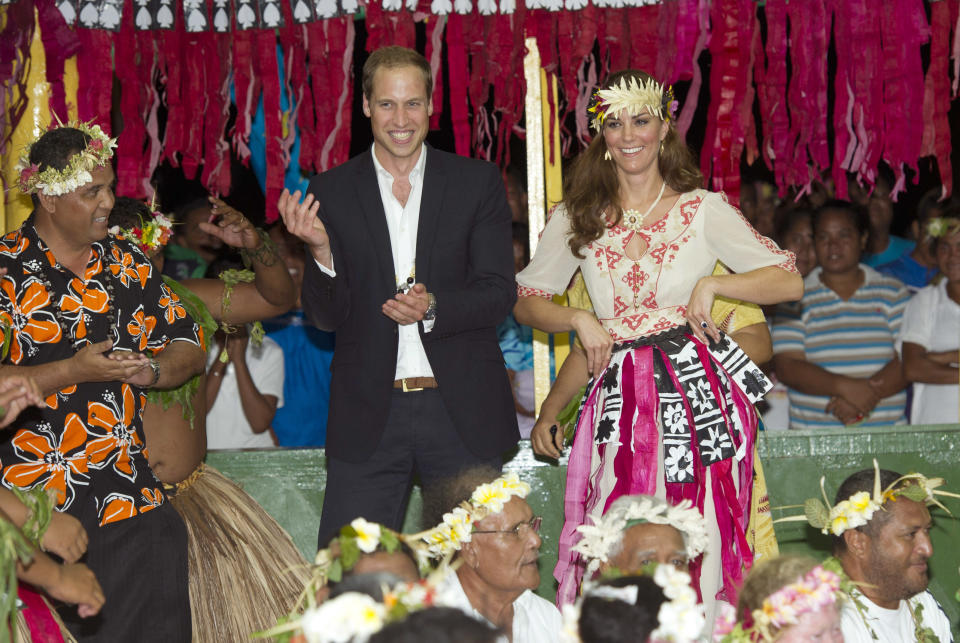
[16,119,117,196]
[408,471,530,563]
[572,497,708,579]
[559,564,705,643]
[712,565,843,642]
[775,459,960,537]
[926,216,960,239]
[305,518,405,597]
[108,195,175,254]
[587,76,678,132]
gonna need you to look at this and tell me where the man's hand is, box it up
[46,563,105,618]
[278,189,331,267]
[382,283,429,326]
[0,375,43,429]
[571,309,613,376]
[834,377,880,416]
[826,396,865,425]
[199,197,260,250]
[531,419,563,460]
[42,512,88,564]
[71,341,149,384]
[103,349,155,387]
[224,327,249,364]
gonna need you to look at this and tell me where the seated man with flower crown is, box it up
[415,468,561,642]
[0,122,205,641]
[825,467,955,642]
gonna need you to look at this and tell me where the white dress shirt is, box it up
[315,144,434,379]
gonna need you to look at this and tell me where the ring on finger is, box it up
[699,320,708,329]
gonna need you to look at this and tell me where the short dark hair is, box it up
[773,205,814,247]
[26,126,92,207]
[831,467,904,555]
[362,46,432,100]
[109,196,152,231]
[421,466,501,530]
[369,607,500,643]
[813,199,869,237]
[578,575,666,643]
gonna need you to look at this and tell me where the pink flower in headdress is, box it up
[89,139,104,151]
[19,164,39,186]
[667,100,679,121]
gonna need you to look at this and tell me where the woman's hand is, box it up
[531,418,563,459]
[46,563,105,618]
[571,309,613,376]
[685,276,721,344]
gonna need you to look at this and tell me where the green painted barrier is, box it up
[207,425,960,635]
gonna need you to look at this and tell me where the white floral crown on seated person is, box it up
[258,572,453,643]
[409,472,530,562]
[303,518,406,598]
[711,564,843,642]
[16,119,117,196]
[774,459,960,537]
[926,216,960,239]
[559,564,705,643]
[572,497,708,577]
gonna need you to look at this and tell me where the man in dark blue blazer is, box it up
[279,46,519,546]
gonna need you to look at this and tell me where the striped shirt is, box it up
[772,265,910,429]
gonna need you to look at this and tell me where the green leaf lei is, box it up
[0,516,35,643]
[146,276,219,427]
[217,269,265,362]
[11,487,54,548]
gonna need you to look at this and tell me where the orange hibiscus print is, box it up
[109,246,151,289]
[45,384,78,410]
[3,415,90,509]
[158,285,187,325]
[0,275,62,364]
[0,233,28,257]
[139,487,164,513]
[58,277,110,341]
[98,493,137,526]
[126,306,158,351]
[87,384,144,482]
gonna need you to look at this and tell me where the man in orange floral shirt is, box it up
[0,123,204,641]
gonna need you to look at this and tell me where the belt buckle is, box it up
[401,379,423,393]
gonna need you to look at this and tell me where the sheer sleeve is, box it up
[515,205,582,299]
[702,192,798,274]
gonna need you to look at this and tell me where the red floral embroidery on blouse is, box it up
[517,284,553,300]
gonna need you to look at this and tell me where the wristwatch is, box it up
[423,293,437,321]
[147,357,161,387]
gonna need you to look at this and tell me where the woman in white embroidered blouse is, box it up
[513,69,802,617]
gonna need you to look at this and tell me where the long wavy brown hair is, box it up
[565,69,703,258]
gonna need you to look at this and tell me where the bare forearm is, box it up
[514,296,579,334]
[205,360,226,408]
[232,361,276,433]
[772,354,847,396]
[249,241,297,310]
[869,358,908,397]
[709,266,804,305]
[730,323,773,365]
[539,347,591,421]
[153,342,205,389]
[0,489,28,528]
[0,360,75,397]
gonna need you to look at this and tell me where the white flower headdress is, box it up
[409,471,530,562]
[16,119,117,196]
[560,564,705,643]
[572,496,708,579]
[775,459,960,537]
[587,76,678,132]
[926,216,960,239]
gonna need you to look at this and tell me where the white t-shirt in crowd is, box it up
[437,568,561,643]
[840,589,953,643]
[206,336,285,449]
[898,279,960,425]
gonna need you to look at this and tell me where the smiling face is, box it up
[363,64,433,171]
[862,497,934,605]
[463,497,542,595]
[41,163,116,247]
[601,108,669,180]
[814,208,866,276]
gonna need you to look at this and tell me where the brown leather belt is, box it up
[393,377,438,392]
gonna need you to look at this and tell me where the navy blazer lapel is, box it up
[354,151,395,289]
[416,146,447,283]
